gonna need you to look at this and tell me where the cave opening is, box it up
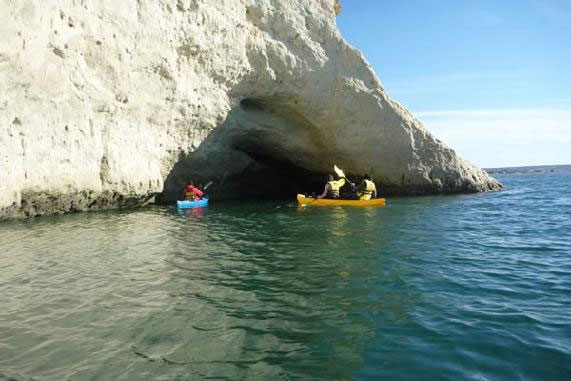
[158,96,333,203]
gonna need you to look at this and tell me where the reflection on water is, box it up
[148,202,420,378]
[177,206,205,220]
[1,173,570,379]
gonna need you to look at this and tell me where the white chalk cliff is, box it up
[0,0,500,218]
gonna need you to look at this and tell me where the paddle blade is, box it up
[334,165,345,178]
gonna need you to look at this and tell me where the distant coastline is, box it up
[485,164,571,175]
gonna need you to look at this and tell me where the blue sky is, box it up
[337,0,571,167]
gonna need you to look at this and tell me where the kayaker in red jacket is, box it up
[183,182,204,201]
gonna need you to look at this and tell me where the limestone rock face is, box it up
[0,0,500,218]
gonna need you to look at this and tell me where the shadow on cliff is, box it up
[157,97,331,203]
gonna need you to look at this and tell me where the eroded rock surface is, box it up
[0,0,500,218]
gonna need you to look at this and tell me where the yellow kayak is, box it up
[297,194,386,207]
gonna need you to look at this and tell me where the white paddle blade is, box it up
[333,165,345,178]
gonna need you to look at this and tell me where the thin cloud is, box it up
[417,108,571,119]
[416,108,571,168]
[387,69,535,96]
[531,0,571,23]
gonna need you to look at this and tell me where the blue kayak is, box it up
[177,198,208,209]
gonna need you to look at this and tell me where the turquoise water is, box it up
[1,173,570,380]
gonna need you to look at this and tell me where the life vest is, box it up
[184,190,196,200]
[183,185,203,200]
[358,179,376,200]
[327,178,345,198]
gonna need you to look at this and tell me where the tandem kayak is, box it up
[297,194,386,207]
[177,198,208,209]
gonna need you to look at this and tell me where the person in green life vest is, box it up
[354,174,377,200]
[317,174,346,199]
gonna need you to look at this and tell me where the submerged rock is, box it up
[0,0,500,218]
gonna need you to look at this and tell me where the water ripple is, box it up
[1,173,570,379]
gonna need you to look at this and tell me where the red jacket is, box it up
[183,184,204,199]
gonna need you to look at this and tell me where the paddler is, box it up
[316,174,346,199]
[354,174,377,200]
[183,182,204,201]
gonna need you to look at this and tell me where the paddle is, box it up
[304,193,319,205]
[333,165,345,178]
[334,164,356,187]
[200,181,214,200]
[334,164,358,198]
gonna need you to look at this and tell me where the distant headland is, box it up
[485,165,571,175]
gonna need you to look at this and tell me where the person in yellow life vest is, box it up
[317,174,346,199]
[354,174,377,200]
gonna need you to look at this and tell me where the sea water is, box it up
[1,172,570,380]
